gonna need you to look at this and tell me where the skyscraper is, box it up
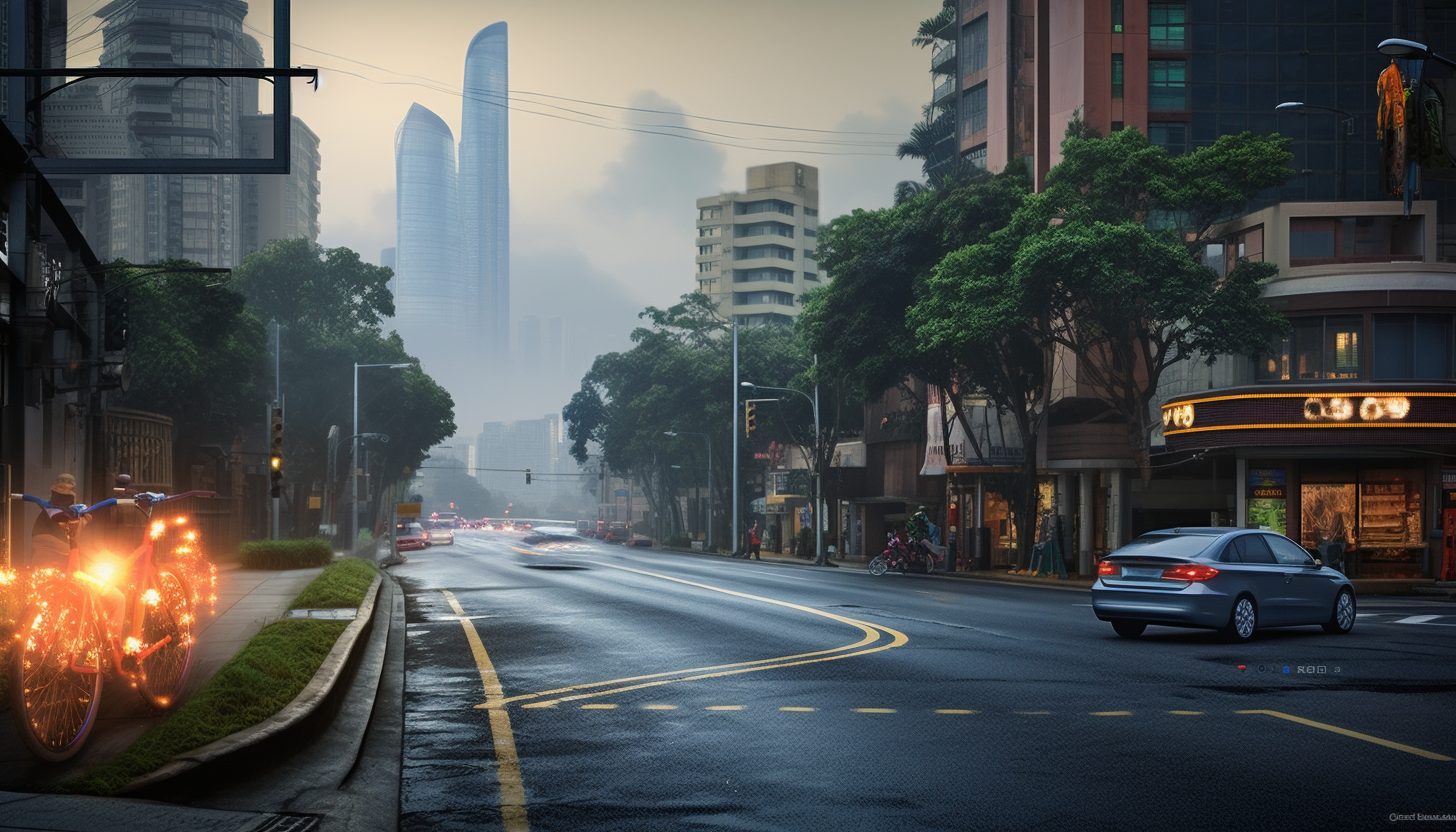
[393,103,460,379]
[460,22,510,363]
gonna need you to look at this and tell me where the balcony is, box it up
[933,77,956,104]
[931,41,956,73]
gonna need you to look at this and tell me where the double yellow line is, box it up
[445,556,910,832]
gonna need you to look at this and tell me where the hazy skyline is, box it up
[63,0,931,428]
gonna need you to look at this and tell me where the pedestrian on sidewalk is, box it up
[748,521,762,560]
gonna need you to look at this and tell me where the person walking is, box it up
[748,521,762,560]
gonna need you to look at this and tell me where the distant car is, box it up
[1091,527,1356,641]
[604,522,631,544]
[427,527,455,546]
[627,534,653,548]
[396,522,429,552]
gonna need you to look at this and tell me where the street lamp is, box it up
[664,430,713,550]
[351,362,413,550]
[740,378,825,566]
[1378,38,1456,70]
[1275,101,1356,200]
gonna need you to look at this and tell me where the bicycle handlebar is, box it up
[15,490,216,518]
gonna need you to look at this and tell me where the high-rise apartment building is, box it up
[476,414,567,498]
[45,0,319,267]
[393,103,461,379]
[695,162,821,327]
[240,114,321,257]
[460,22,510,363]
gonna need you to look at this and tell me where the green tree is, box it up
[114,261,269,447]
[230,240,454,538]
[1015,125,1292,481]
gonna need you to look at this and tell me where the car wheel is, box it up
[1220,595,1258,642]
[1322,589,1356,635]
[1111,620,1147,638]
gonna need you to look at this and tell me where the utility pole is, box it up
[731,320,740,556]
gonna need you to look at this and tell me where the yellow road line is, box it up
[581,704,617,710]
[442,590,530,832]
[1237,710,1453,761]
[853,708,897,714]
[1168,711,1204,716]
[489,560,908,709]
[1091,711,1132,716]
[706,705,744,711]
[780,707,817,712]
[1015,711,1051,715]
[935,709,977,715]
[642,704,678,710]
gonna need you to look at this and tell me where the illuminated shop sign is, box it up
[1160,391,1456,448]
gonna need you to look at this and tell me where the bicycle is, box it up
[8,482,216,761]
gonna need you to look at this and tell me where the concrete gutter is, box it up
[118,572,384,796]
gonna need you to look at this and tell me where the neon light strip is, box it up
[1165,422,1456,435]
[1162,391,1456,410]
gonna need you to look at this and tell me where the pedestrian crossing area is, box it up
[1357,612,1456,626]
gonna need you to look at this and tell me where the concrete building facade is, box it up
[695,162,821,326]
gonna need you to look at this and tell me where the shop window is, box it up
[1373,314,1454,380]
[1258,315,1363,381]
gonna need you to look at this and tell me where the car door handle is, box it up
[1284,573,1294,583]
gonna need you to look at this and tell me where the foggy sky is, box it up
[69,0,931,431]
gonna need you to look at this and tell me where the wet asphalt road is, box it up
[394,529,1456,832]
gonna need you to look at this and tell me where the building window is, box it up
[803,207,817,217]
[735,221,794,239]
[963,15,988,74]
[1288,216,1424,266]
[699,207,721,220]
[698,226,720,238]
[1112,0,1123,33]
[734,290,795,307]
[966,143,987,169]
[698,261,718,273]
[1112,54,1124,99]
[734,267,794,284]
[735,245,794,261]
[804,272,819,281]
[1149,3,1187,50]
[1148,121,1188,154]
[963,83,988,138]
[1373,314,1454,380]
[737,199,795,217]
[804,248,816,261]
[1149,61,1188,110]
[1258,315,1364,382]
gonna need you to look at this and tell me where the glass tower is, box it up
[394,103,461,376]
[460,22,511,364]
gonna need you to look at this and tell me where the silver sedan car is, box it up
[1091,527,1356,641]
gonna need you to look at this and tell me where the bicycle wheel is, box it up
[868,555,887,576]
[10,594,105,762]
[137,569,194,710]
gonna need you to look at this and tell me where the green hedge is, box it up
[238,538,334,570]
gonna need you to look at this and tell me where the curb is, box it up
[117,571,384,796]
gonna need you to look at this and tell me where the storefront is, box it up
[1161,387,1454,579]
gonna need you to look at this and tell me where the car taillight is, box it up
[1161,564,1219,582]
[1097,561,1119,577]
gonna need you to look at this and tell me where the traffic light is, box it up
[525,468,532,485]
[745,401,757,437]
[104,287,129,351]
[269,406,284,497]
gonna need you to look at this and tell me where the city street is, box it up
[395,529,1456,832]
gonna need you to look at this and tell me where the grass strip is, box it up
[238,538,334,570]
[289,557,377,610]
[58,618,348,795]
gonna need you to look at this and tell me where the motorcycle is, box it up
[868,530,937,575]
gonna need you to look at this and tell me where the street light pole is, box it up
[1275,101,1356,200]
[351,362,413,552]
[664,430,712,551]
[732,321,740,556]
[740,376,825,566]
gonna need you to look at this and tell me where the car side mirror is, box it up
[1312,558,1324,567]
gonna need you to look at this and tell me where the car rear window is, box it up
[1116,533,1219,558]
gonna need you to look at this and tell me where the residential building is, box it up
[240,114,321,257]
[460,22,510,363]
[393,103,461,385]
[695,162,821,326]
